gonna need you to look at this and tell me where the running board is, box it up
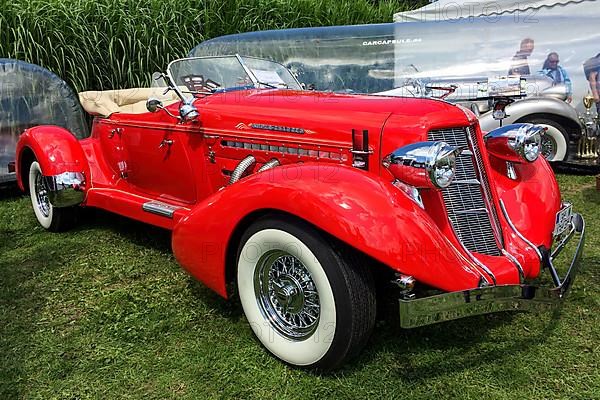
[142,201,181,218]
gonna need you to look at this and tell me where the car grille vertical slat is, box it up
[428,126,502,256]
[466,125,504,246]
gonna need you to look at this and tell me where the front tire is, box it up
[28,161,77,232]
[522,117,569,162]
[236,217,376,370]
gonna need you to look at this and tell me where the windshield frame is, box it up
[166,54,303,96]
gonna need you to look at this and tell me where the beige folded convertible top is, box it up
[78,88,179,117]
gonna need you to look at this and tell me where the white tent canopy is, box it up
[394,0,598,22]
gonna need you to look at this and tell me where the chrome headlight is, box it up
[383,141,463,189]
[484,123,544,163]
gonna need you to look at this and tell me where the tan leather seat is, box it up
[78,88,179,117]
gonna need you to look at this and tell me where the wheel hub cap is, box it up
[254,251,320,341]
[541,134,557,160]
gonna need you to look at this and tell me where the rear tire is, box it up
[522,117,569,162]
[236,217,376,370]
[28,161,77,232]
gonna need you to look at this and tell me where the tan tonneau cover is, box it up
[78,88,179,117]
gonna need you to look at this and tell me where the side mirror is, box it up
[180,103,199,122]
[146,98,163,113]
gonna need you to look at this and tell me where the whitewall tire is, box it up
[29,161,53,229]
[523,118,569,162]
[236,217,376,370]
[28,161,77,232]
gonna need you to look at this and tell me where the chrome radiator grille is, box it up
[428,126,502,256]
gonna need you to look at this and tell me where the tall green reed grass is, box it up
[0,0,422,92]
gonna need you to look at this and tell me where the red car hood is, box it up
[196,89,472,154]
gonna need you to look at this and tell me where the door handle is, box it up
[108,128,123,138]
[159,139,174,149]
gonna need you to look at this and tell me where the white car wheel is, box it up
[28,161,77,232]
[524,118,569,162]
[237,217,375,370]
[29,161,53,229]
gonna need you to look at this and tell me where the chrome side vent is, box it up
[428,127,502,256]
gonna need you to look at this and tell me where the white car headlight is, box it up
[383,141,463,189]
[485,123,544,163]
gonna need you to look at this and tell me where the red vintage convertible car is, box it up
[15,55,585,370]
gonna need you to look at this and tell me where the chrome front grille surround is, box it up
[428,126,502,256]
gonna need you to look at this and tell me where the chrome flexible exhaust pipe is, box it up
[229,155,256,185]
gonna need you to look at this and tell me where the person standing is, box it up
[584,53,600,113]
[508,38,535,76]
[540,52,572,103]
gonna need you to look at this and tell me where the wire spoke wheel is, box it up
[541,134,557,160]
[255,250,320,341]
[34,171,51,218]
[237,217,376,370]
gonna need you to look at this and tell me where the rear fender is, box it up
[172,163,483,298]
[16,125,88,191]
[479,97,582,132]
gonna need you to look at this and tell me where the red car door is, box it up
[119,123,197,204]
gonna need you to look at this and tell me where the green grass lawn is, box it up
[1,175,598,399]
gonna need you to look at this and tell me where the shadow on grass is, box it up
[74,208,172,253]
[552,163,600,176]
[0,183,23,200]
[186,278,243,320]
[354,308,562,381]
[0,228,19,253]
[74,208,241,319]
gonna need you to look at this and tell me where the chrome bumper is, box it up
[399,213,585,329]
[43,171,85,207]
[0,172,16,184]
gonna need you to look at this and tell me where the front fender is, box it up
[489,155,561,250]
[479,97,582,132]
[172,163,484,298]
[16,125,88,191]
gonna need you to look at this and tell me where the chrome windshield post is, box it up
[235,54,260,88]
